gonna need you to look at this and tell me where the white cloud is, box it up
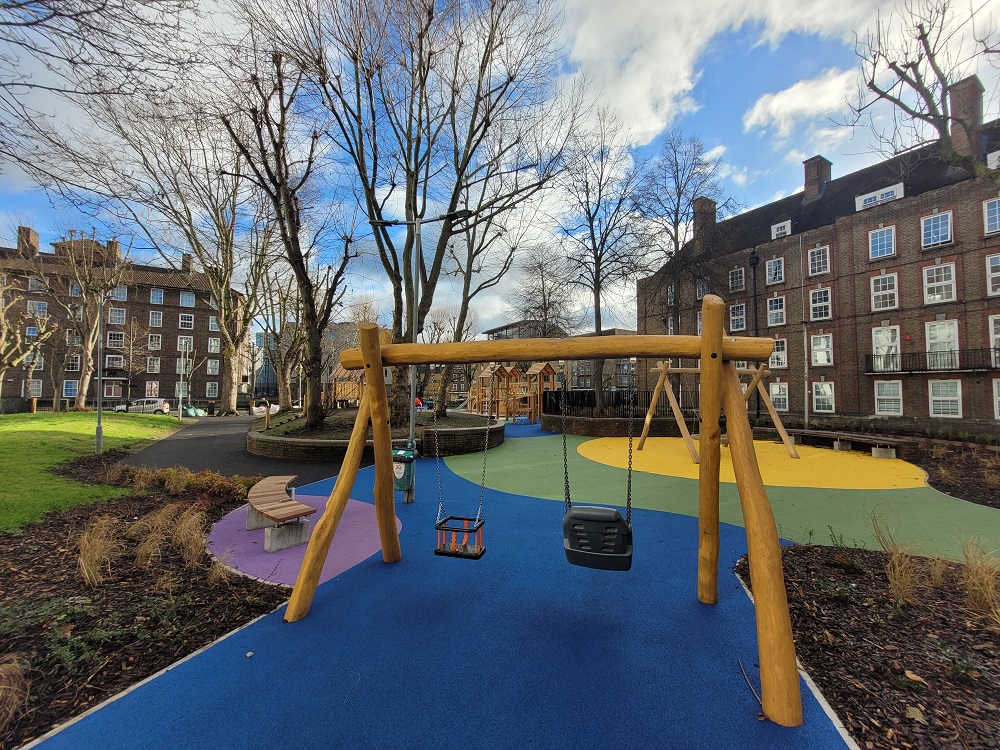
[742,68,858,138]
[704,144,727,160]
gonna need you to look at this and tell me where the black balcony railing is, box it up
[864,347,1000,374]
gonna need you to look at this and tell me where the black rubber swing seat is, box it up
[562,506,633,571]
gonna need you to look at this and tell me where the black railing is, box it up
[864,347,1000,374]
[542,389,699,420]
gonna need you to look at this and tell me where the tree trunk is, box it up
[434,364,452,418]
[219,357,239,415]
[301,317,324,430]
[389,365,409,427]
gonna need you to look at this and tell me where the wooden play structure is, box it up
[467,363,508,417]
[637,361,799,463]
[284,297,804,728]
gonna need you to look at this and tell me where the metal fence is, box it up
[541,389,699,420]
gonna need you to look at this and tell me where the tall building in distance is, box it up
[637,76,1000,437]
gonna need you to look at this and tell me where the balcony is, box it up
[864,348,1000,374]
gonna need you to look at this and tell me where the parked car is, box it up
[113,398,172,414]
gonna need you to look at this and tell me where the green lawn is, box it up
[0,412,180,531]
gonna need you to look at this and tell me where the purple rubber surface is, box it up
[206,494,402,586]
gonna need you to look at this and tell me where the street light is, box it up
[372,208,474,454]
[748,247,761,420]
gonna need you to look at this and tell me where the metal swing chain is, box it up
[476,372,493,522]
[626,388,635,525]
[433,407,445,524]
[560,381,572,512]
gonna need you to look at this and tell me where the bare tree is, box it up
[506,243,579,338]
[117,317,154,409]
[851,0,999,179]
[219,48,355,429]
[0,276,57,403]
[258,269,307,410]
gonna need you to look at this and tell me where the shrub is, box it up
[927,557,947,587]
[126,502,184,541]
[886,549,921,606]
[961,539,999,613]
[76,516,125,587]
[0,654,29,735]
[171,506,208,569]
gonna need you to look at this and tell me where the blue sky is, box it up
[4,0,1000,332]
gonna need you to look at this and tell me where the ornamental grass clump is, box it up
[961,539,999,613]
[171,506,208,569]
[0,654,29,735]
[76,515,125,587]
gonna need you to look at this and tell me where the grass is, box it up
[0,412,180,531]
[961,539,1000,613]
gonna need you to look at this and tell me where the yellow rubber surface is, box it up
[578,437,927,490]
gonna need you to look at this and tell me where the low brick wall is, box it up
[539,415,684,438]
[247,423,504,460]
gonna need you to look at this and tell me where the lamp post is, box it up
[748,247,760,419]
[372,209,474,452]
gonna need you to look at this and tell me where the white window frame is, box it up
[808,246,829,276]
[988,254,1000,296]
[666,284,675,306]
[869,226,895,259]
[68,281,81,297]
[874,380,903,416]
[695,278,709,300]
[984,198,1000,235]
[106,331,124,348]
[108,307,126,325]
[729,268,745,292]
[928,380,962,418]
[994,379,1000,420]
[66,354,81,372]
[922,263,956,304]
[812,382,835,413]
[149,310,163,328]
[207,359,220,375]
[809,288,832,321]
[769,338,787,370]
[769,382,788,411]
[208,337,221,354]
[147,357,161,374]
[148,334,162,351]
[180,291,195,307]
[925,320,959,370]
[27,300,47,318]
[989,315,1000,368]
[150,288,164,304]
[209,315,219,332]
[105,354,124,369]
[28,379,42,398]
[921,211,952,248]
[856,182,903,211]
[24,352,43,371]
[206,382,219,398]
[110,286,127,301]
[765,258,784,285]
[872,326,900,372]
[771,220,791,240]
[870,273,898,311]
[63,380,79,398]
[811,333,833,367]
[696,311,702,335]
[177,335,194,353]
[176,357,193,375]
[729,304,746,332]
[27,276,47,292]
[66,330,82,346]
[178,313,195,330]
[766,296,785,327]
[174,381,189,398]
[25,326,38,339]
[146,381,159,397]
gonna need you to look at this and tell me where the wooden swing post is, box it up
[721,362,803,726]
[636,361,668,450]
[696,296,725,605]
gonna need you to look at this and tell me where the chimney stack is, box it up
[948,75,984,159]
[803,155,832,202]
[107,239,121,258]
[181,253,193,273]
[16,226,39,256]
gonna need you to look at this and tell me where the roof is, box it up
[0,250,216,292]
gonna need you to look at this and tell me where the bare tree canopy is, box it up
[506,243,579,338]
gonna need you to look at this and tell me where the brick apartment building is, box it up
[637,77,1000,437]
[0,227,242,409]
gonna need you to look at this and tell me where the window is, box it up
[771,220,791,240]
[207,359,220,375]
[870,274,898,311]
[177,335,193,352]
[176,358,193,375]
[869,227,895,259]
[25,326,38,339]
[27,276,47,292]
[108,308,125,325]
[812,382,835,412]
[808,246,829,276]
[729,268,745,292]
[66,330,82,346]
[989,315,1000,368]
[809,288,831,320]
[729,304,746,332]
[667,284,675,306]
[70,305,83,322]
[767,296,785,326]
[105,381,123,399]
[769,382,788,411]
[875,381,903,416]
[63,380,79,398]
[994,380,1000,420]
[765,258,784,284]
[696,311,702,335]
[28,380,42,398]
[208,337,221,354]
[174,381,189,398]
[24,352,43,371]
[206,382,219,398]
[107,331,124,348]
[667,318,674,336]
[856,182,903,210]
[811,333,833,366]
[149,311,162,327]
[147,357,160,373]
[27,300,47,318]
[923,263,955,303]
[110,286,127,301]
[769,338,787,369]
[872,326,900,372]
[66,355,80,372]
[984,198,1000,235]
[926,320,959,370]
[148,334,161,351]
[928,380,962,417]
[68,281,81,297]
[695,278,709,300]
[988,254,1000,296]
[209,315,219,332]
[179,313,195,329]
[209,295,218,310]
[146,381,159,397]
[150,288,163,304]
[921,211,952,248]
[105,354,124,369]
[180,291,195,307]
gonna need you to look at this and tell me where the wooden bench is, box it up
[784,429,918,460]
[246,475,317,552]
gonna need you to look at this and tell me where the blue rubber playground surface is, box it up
[32,426,851,750]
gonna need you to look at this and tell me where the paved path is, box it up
[123,415,353,489]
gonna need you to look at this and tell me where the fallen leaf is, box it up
[824,629,835,645]
[904,670,927,685]
[906,706,928,726]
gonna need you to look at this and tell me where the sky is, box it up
[3,0,1000,335]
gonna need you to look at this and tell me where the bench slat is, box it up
[247,475,313,522]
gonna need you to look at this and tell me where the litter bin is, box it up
[207,401,215,416]
[392,448,415,491]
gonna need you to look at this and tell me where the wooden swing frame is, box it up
[283,297,804,728]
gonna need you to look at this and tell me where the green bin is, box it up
[392,448,415,491]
